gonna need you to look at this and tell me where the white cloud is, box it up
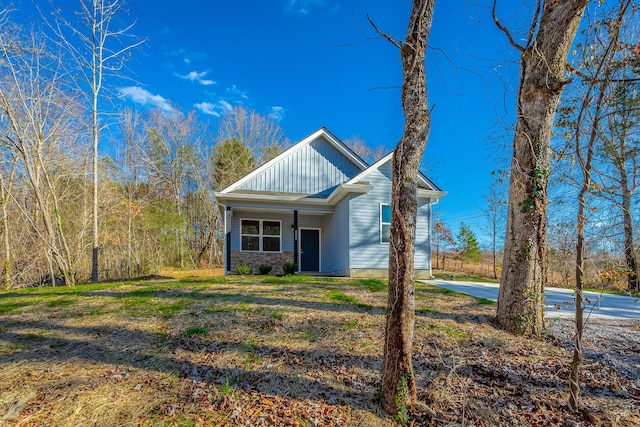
[195,100,234,117]
[176,70,216,86]
[119,86,173,112]
[226,84,249,100]
[167,48,207,65]
[268,106,285,122]
[284,0,329,15]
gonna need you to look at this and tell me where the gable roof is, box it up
[219,127,369,195]
[215,127,445,206]
[347,152,446,199]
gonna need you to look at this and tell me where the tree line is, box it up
[0,4,295,288]
[384,0,638,418]
[434,1,639,298]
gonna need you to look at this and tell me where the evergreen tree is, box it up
[457,223,481,268]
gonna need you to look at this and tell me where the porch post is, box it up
[293,210,298,265]
[226,206,231,272]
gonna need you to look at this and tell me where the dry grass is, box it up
[1,274,638,426]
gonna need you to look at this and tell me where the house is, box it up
[214,128,445,278]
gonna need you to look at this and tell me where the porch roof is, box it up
[215,182,373,210]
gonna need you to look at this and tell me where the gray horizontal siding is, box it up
[415,199,432,271]
[348,160,432,271]
[322,197,350,274]
[238,137,361,195]
[349,162,392,270]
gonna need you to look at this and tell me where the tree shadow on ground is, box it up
[0,317,386,412]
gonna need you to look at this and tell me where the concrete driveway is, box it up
[423,279,640,320]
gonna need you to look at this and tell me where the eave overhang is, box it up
[215,182,374,208]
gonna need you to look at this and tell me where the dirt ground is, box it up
[0,275,638,426]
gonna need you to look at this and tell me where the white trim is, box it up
[346,152,445,196]
[219,128,369,194]
[379,203,391,245]
[215,182,373,207]
[417,189,447,199]
[220,203,228,273]
[239,218,282,253]
[299,227,322,273]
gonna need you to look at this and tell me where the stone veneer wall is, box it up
[230,251,295,275]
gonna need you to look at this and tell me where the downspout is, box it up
[293,210,299,270]
[428,198,439,279]
[225,206,232,273]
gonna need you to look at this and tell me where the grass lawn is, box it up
[0,274,638,426]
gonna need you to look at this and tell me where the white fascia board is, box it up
[318,127,369,170]
[417,189,447,199]
[347,151,443,192]
[218,128,325,194]
[214,183,373,207]
[325,182,373,203]
[346,152,393,185]
[219,128,368,194]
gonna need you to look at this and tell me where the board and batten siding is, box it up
[322,197,351,274]
[237,137,362,195]
[348,160,432,271]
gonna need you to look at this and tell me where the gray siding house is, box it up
[215,128,445,278]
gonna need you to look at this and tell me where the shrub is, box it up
[283,262,298,276]
[235,263,252,275]
[258,264,273,275]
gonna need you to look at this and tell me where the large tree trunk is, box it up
[379,0,434,420]
[496,0,588,335]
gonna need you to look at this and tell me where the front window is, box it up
[241,219,281,252]
[380,204,391,244]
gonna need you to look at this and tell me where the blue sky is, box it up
[18,0,531,245]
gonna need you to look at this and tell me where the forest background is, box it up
[0,1,637,292]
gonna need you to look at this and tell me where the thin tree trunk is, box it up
[0,171,13,289]
[91,81,100,283]
[615,128,639,292]
[570,84,603,413]
[376,0,434,420]
[570,1,629,409]
[492,229,498,280]
[620,173,638,292]
[496,0,588,335]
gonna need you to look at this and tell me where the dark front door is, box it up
[300,229,320,272]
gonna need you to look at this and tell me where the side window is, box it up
[380,204,391,244]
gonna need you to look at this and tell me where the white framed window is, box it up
[380,204,391,244]
[241,219,281,252]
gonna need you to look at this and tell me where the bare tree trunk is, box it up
[492,233,498,280]
[0,167,14,289]
[495,0,588,335]
[92,90,99,283]
[43,0,145,283]
[372,0,435,421]
[620,171,638,292]
[569,1,629,410]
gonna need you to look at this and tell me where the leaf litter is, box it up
[0,276,638,426]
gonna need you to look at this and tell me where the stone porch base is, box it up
[230,251,295,275]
